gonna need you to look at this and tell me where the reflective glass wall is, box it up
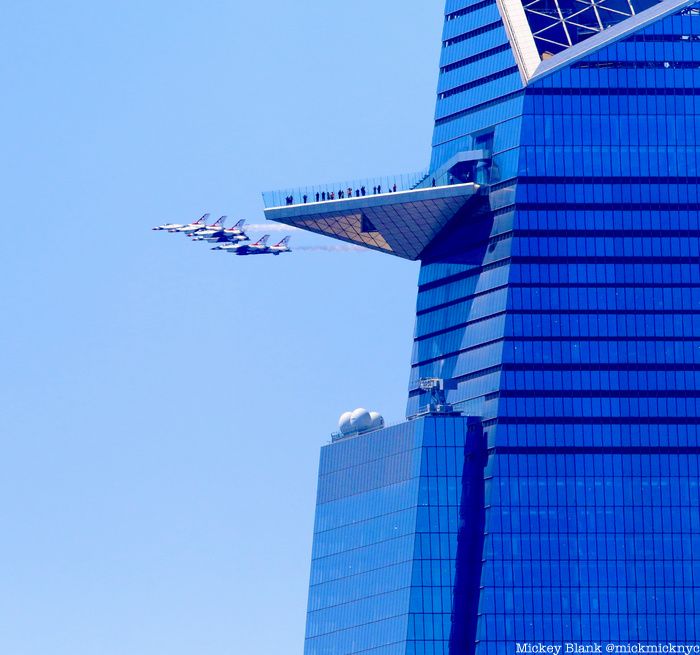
[305,416,480,655]
[306,1,700,653]
[472,5,700,651]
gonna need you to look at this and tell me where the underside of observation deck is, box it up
[264,183,482,261]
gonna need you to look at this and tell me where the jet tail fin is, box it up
[212,215,227,227]
[255,235,270,246]
[196,213,210,224]
[276,236,291,247]
[233,219,245,229]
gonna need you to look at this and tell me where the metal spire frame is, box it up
[521,0,643,52]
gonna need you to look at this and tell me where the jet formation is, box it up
[152,214,291,256]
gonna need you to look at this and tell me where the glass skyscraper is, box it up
[263,0,700,652]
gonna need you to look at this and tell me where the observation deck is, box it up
[262,158,488,261]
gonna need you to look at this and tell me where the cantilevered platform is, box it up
[263,183,482,261]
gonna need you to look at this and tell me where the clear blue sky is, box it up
[0,2,443,653]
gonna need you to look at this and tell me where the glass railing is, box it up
[262,170,440,209]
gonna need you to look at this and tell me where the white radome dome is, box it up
[338,411,354,434]
[350,408,372,432]
[369,411,385,430]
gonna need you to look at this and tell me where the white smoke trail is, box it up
[244,224,367,252]
[295,245,368,253]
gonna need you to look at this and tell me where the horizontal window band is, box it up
[311,509,417,537]
[526,86,700,96]
[506,336,700,343]
[510,229,700,238]
[502,363,700,371]
[426,227,700,243]
[417,284,510,317]
[492,446,700,454]
[442,20,502,47]
[489,180,518,192]
[445,0,496,21]
[419,284,700,312]
[413,320,508,346]
[409,365,503,397]
[306,598,413,625]
[509,282,700,289]
[433,90,524,126]
[517,176,700,186]
[440,43,512,74]
[624,34,700,42]
[414,333,700,366]
[511,256,700,265]
[497,416,700,424]
[439,67,520,99]
[412,389,497,406]
[499,390,700,398]
[507,306,700,314]
[516,203,700,212]
[413,334,504,362]
[420,234,513,289]
[418,259,512,293]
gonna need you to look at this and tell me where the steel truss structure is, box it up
[522,0,658,52]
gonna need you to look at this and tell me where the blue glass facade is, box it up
[305,416,485,655]
[301,0,700,652]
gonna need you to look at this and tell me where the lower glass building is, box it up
[306,415,486,655]
[305,414,699,654]
[262,0,700,652]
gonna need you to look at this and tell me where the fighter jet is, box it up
[180,214,224,236]
[189,215,228,240]
[210,235,266,254]
[220,219,248,241]
[152,213,210,232]
[192,219,248,243]
[267,236,292,256]
[212,235,291,256]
